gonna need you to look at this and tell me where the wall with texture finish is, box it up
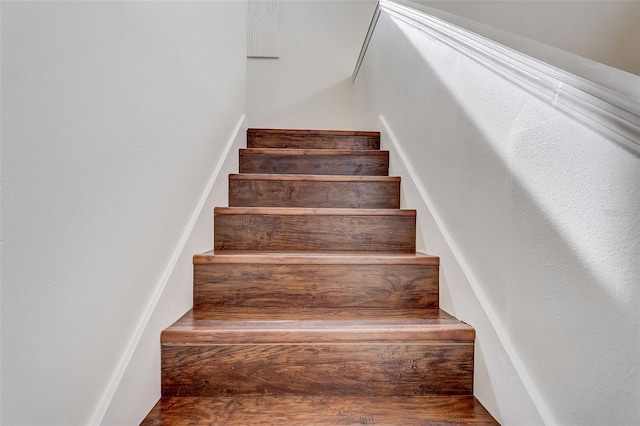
[101,117,246,425]
[417,0,640,76]
[354,11,640,425]
[0,2,246,424]
[248,0,376,130]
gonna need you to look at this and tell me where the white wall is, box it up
[100,116,246,426]
[417,0,640,76]
[354,11,640,425]
[248,0,376,130]
[0,2,247,425]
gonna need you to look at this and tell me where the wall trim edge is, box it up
[89,114,247,425]
[354,0,640,156]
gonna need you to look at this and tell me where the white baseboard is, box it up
[90,114,247,425]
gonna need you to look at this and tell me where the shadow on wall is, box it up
[280,77,367,130]
[362,13,639,426]
[250,75,369,131]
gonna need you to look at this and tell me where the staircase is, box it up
[142,129,498,424]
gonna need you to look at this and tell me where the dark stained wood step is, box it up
[193,251,438,310]
[247,128,380,150]
[161,310,474,398]
[229,174,400,208]
[140,125,495,423]
[239,148,389,176]
[213,207,416,252]
[194,250,440,264]
[187,306,453,321]
[142,395,499,425]
[164,308,474,343]
[162,343,473,397]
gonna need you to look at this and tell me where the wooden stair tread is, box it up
[230,173,400,182]
[180,307,458,321]
[249,128,380,137]
[142,395,498,425]
[163,309,474,344]
[214,206,415,216]
[194,250,439,265]
[172,307,458,322]
[241,148,388,156]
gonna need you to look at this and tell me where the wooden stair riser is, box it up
[161,343,474,397]
[239,149,389,176]
[229,175,400,209]
[213,209,416,252]
[248,129,380,150]
[194,263,438,310]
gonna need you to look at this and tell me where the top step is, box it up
[248,129,380,150]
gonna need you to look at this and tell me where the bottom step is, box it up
[142,395,498,425]
[161,309,475,397]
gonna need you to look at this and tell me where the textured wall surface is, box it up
[1,2,247,424]
[418,0,640,76]
[355,11,640,425]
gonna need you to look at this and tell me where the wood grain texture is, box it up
[247,128,380,150]
[161,343,474,397]
[229,174,401,208]
[194,250,440,265]
[141,127,494,424]
[186,307,457,321]
[214,208,416,252]
[163,309,475,344]
[194,262,438,309]
[142,395,499,425]
[239,149,389,175]
[214,207,416,216]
